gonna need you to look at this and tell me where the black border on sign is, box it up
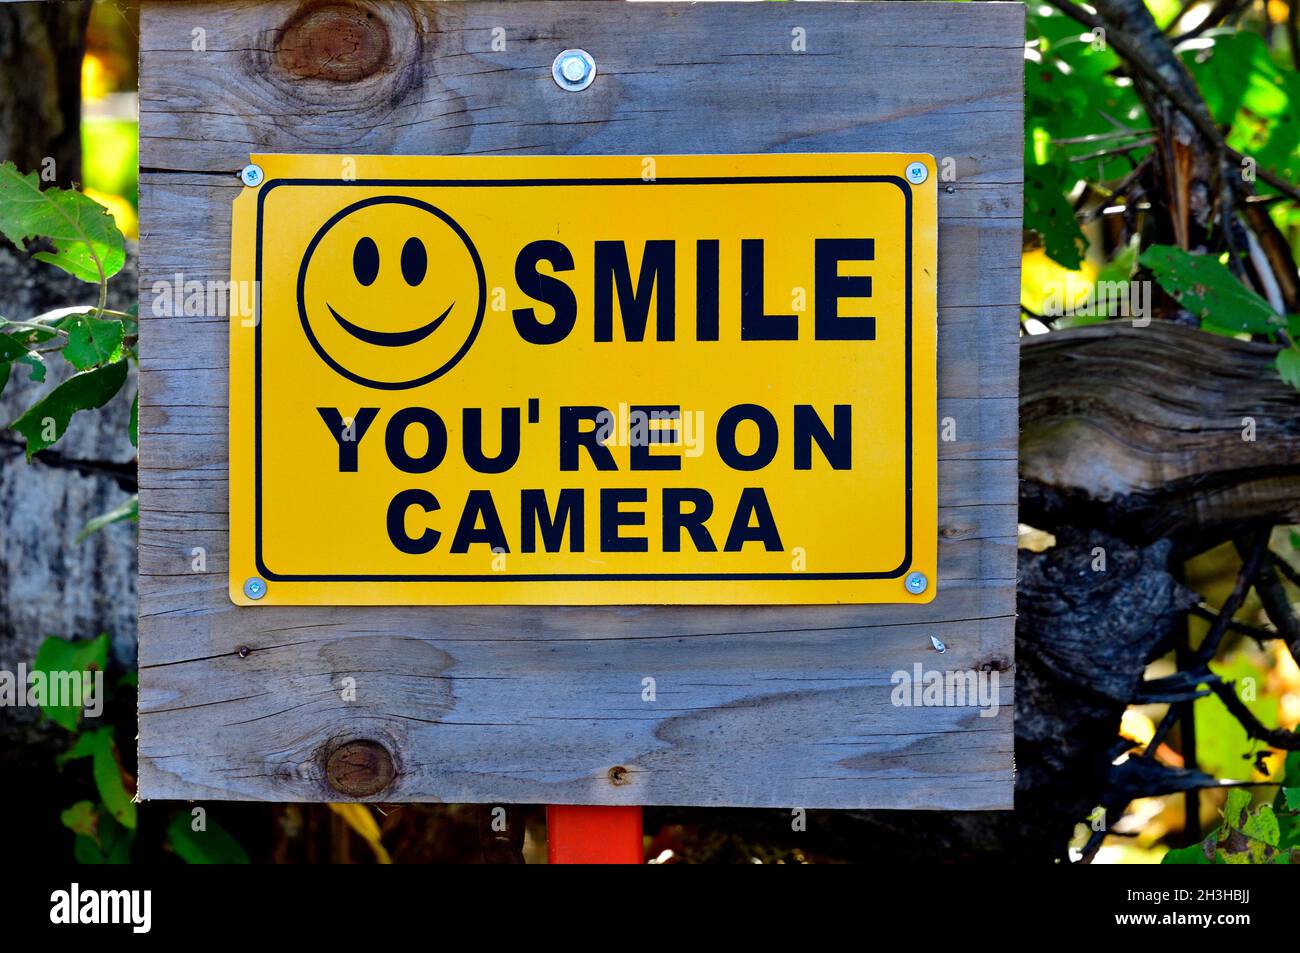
[252,175,915,582]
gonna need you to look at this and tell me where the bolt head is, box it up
[904,161,929,185]
[905,571,929,595]
[240,164,264,188]
[561,56,587,82]
[552,49,596,91]
[243,576,267,600]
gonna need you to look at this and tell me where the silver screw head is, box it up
[239,164,264,188]
[552,49,596,91]
[905,571,929,595]
[904,161,929,185]
[243,577,267,600]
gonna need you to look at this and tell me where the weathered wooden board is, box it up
[138,0,1022,808]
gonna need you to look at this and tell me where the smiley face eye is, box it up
[401,237,427,286]
[353,237,379,286]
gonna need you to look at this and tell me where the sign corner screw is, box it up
[239,164,264,188]
[243,576,267,600]
[552,49,596,92]
[905,571,928,595]
[904,160,929,185]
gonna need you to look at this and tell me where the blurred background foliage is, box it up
[1024,0,1300,323]
[8,0,1299,863]
[81,0,137,238]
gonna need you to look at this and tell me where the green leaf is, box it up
[1140,245,1283,335]
[1212,788,1284,864]
[1161,842,1212,864]
[1025,160,1087,269]
[0,332,25,396]
[16,351,46,383]
[0,161,124,283]
[166,812,251,864]
[128,391,138,446]
[1278,349,1300,393]
[90,728,136,830]
[1234,795,1280,847]
[60,801,99,840]
[1196,655,1278,781]
[1275,750,1300,848]
[72,835,103,865]
[31,634,109,731]
[73,811,132,864]
[9,359,128,458]
[77,494,138,543]
[63,314,124,370]
[1185,32,1300,197]
[0,332,27,362]
[55,730,100,768]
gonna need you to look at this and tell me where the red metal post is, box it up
[546,805,644,864]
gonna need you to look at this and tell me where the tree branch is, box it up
[1046,0,1300,207]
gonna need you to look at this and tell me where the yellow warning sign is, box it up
[228,153,936,605]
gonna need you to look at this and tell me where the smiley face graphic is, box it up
[297,196,486,389]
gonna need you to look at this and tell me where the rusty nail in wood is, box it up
[608,765,630,785]
[325,740,396,798]
[237,645,251,658]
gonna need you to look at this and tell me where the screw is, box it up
[552,49,596,92]
[237,645,251,658]
[243,576,267,600]
[905,571,928,595]
[904,161,929,185]
[239,164,264,188]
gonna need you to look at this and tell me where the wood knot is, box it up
[276,2,390,82]
[324,739,396,797]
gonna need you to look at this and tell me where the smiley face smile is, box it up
[327,300,454,347]
[296,196,486,390]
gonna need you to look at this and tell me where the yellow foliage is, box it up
[81,53,112,102]
[1021,247,1098,318]
[1120,708,1155,747]
[328,803,392,864]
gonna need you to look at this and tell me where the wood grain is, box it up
[138,0,1022,808]
[1022,322,1300,550]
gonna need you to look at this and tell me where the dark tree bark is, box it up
[0,0,91,187]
